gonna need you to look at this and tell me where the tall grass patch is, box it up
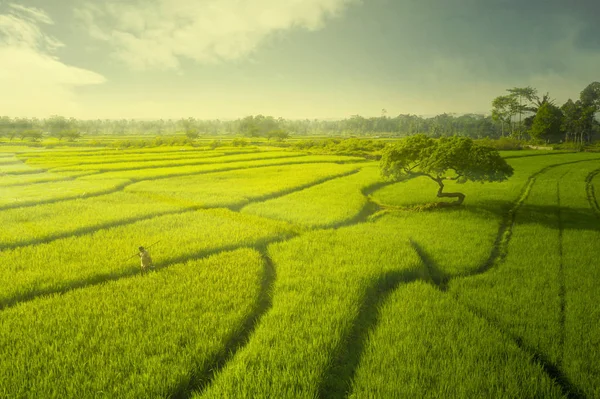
[0,209,295,307]
[197,221,424,398]
[241,164,381,228]
[126,163,360,209]
[0,249,264,398]
[349,281,565,398]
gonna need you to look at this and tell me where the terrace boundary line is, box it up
[585,168,600,217]
[3,152,599,399]
[0,157,368,211]
[1,168,361,251]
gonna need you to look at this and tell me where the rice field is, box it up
[0,144,599,398]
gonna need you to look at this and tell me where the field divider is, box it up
[2,169,361,251]
[326,180,400,229]
[467,158,600,278]
[0,174,76,187]
[502,151,577,159]
[0,168,47,176]
[585,168,600,217]
[0,160,23,166]
[453,295,584,399]
[409,239,450,290]
[231,168,362,212]
[2,158,367,212]
[0,180,134,211]
[26,150,241,167]
[0,207,199,252]
[185,245,279,398]
[556,181,566,368]
[0,233,298,314]
[318,266,426,399]
[89,157,368,184]
[47,153,306,173]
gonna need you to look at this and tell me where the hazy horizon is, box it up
[1,0,598,120]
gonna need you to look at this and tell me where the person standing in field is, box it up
[138,246,154,274]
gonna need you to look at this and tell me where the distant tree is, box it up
[231,138,249,147]
[63,129,81,141]
[561,99,596,144]
[507,86,537,136]
[185,130,199,140]
[491,95,519,137]
[266,129,289,141]
[45,115,70,138]
[0,116,11,138]
[526,92,555,114]
[380,135,514,206]
[529,102,563,143]
[19,130,43,142]
[580,81,600,111]
[177,117,199,140]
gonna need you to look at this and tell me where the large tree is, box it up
[491,95,519,137]
[561,99,596,144]
[529,102,563,143]
[507,86,538,136]
[580,81,600,111]
[380,135,514,206]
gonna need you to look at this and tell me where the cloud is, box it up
[76,0,360,70]
[0,3,105,117]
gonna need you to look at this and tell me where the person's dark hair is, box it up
[139,246,144,251]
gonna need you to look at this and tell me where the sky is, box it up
[0,0,598,120]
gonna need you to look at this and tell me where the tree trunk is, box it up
[435,178,465,206]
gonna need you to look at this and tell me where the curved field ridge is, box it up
[585,168,600,216]
[0,164,359,251]
[1,148,599,398]
[0,249,266,398]
[348,282,565,398]
[0,209,296,310]
[450,160,600,398]
[126,163,362,211]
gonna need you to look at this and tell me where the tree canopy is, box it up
[529,102,563,143]
[380,135,514,205]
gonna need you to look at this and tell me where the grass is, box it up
[450,160,600,398]
[0,146,599,398]
[197,221,424,398]
[126,162,361,209]
[0,249,265,398]
[241,164,383,228]
[0,178,130,209]
[80,154,366,181]
[0,191,190,249]
[558,164,600,398]
[47,151,304,172]
[0,209,296,308]
[449,169,564,363]
[348,281,565,398]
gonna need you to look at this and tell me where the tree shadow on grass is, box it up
[464,200,599,233]
[318,268,426,399]
[171,244,278,399]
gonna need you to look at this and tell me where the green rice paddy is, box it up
[0,144,599,398]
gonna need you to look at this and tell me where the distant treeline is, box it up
[1,82,598,144]
[0,114,511,140]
